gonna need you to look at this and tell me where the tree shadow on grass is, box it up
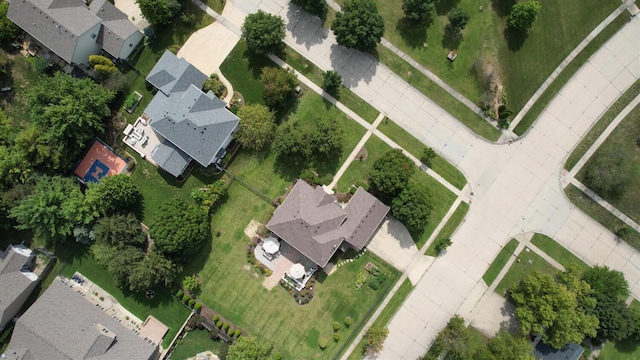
[441,26,463,51]
[504,27,528,52]
[613,337,640,353]
[492,0,517,17]
[396,18,432,49]
[436,0,461,16]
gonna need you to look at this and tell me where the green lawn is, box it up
[514,12,630,135]
[346,278,413,360]
[530,233,590,272]
[182,183,399,358]
[482,238,519,286]
[282,46,380,123]
[564,184,640,251]
[576,103,640,225]
[202,0,225,13]
[220,41,277,106]
[426,201,469,255]
[336,136,457,248]
[169,328,228,360]
[226,93,367,199]
[60,249,191,348]
[375,46,501,141]
[334,0,618,133]
[378,118,467,189]
[495,247,557,296]
[564,78,640,171]
[0,49,42,127]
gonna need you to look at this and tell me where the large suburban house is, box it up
[0,245,39,331]
[266,180,390,268]
[143,50,240,177]
[7,0,142,65]
[3,278,158,360]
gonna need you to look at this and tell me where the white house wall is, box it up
[71,24,102,65]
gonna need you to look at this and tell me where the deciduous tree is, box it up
[260,67,298,110]
[508,1,541,31]
[487,329,534,360]
[363,326,388,356]
[241,11,285,55]
[368,149,415,202]
[391,182,432,233]
[86,174,142,216]
[202,73,226,98]
[448,8,470,31]
[402,0,436,23]
[272,117,343,166]
[332,0,384,52]
[128,251,180,292]
[150,199,209,258]
[510,265,598,349]
[583,265,629,299]
[236,104,276,151]
[227,336,273,360]
[0,2,18,43]
[93,213,146,247]
[136,0,180,25]
[592,294,638,341]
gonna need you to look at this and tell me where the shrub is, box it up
[334,333,341,342]
[222,323,229,331]
[194,303,202,312]
[345,317,352,328]
[227,326,235,335]
[434,238,452,255]
[202,73,226,98]
[182,294,190,303]
[322,70,342,96]
[213,315,220,322]
[420,148,436,168]
[99,296,104,301]
[176,290,184,298]
[216,320,223,328]
[234,329,241,337]
[368,273,387,290]
[124,93,138,109]
[333,322,340,332]
[168,44,181,54]
[188,299,196,307]
[318,336,329,349]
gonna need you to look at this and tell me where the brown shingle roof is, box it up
[266,180,389,267]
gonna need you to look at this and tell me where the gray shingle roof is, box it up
[90,0,141,58]
[150,140,192,178]
[145,51,239,173]
[0,245,38,330]
[8,0,100,63]
[6,278,157,360]
[266,180,389,267]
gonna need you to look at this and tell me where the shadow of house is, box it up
[143,50,240,178]
[7,0,142,66]
[266,179,389,268]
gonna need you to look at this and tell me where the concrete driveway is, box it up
[114,0,149,31]
[177,21,240,76]
[367,218,418,273]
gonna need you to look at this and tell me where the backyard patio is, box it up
[253,236,318,291]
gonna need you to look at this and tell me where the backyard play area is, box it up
[73,139,129,183]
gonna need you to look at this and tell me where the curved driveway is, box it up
[214,0,640,357]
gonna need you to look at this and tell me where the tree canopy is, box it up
[510,265,598,349]
[363,326,389,356]
[236,104,276,152]
[508,1,541,31]
[136,0,180,25]
[322,70,342,97]
[25,72,114,172]
[272,116,343,167]
[291,0,327,17]
[487,329,534,360]
[241,10,286,55]
[431,315,473,359]
[93,213,146,247]
[0,2,19,43]
[391,182,433,233]
[10,176,97,243]
[190,180,228,213]
[150,199,209,258]
[402,0,436,23]
[592,294,638,341]
[202,73,226,98]
[332,0,385,52]
[448,8,470,31]
[368,149,416,202]
[227,336,273,360]
[583,265,629,299]
[86,174,142,216]
[260,67,298,111]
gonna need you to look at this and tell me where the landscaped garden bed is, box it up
[123,91,142,113]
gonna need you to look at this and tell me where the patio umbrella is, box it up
[289,263,306,279]
[262,236,280,254]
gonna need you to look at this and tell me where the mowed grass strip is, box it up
[530,233,590,272]
[495,247,557,296]
[346,278,414,360]
[336,137,457,248]
[425,201,469,255]
[575,103,640,225]
[565,78,640,171]
[169,328,228,360]
[282,46,380,123]
[514,12,630,135]
[378,118,467,189]
[482,238,519,286]
[375,46,501,141]
[564,184,640,251]
[60,250,191,348]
